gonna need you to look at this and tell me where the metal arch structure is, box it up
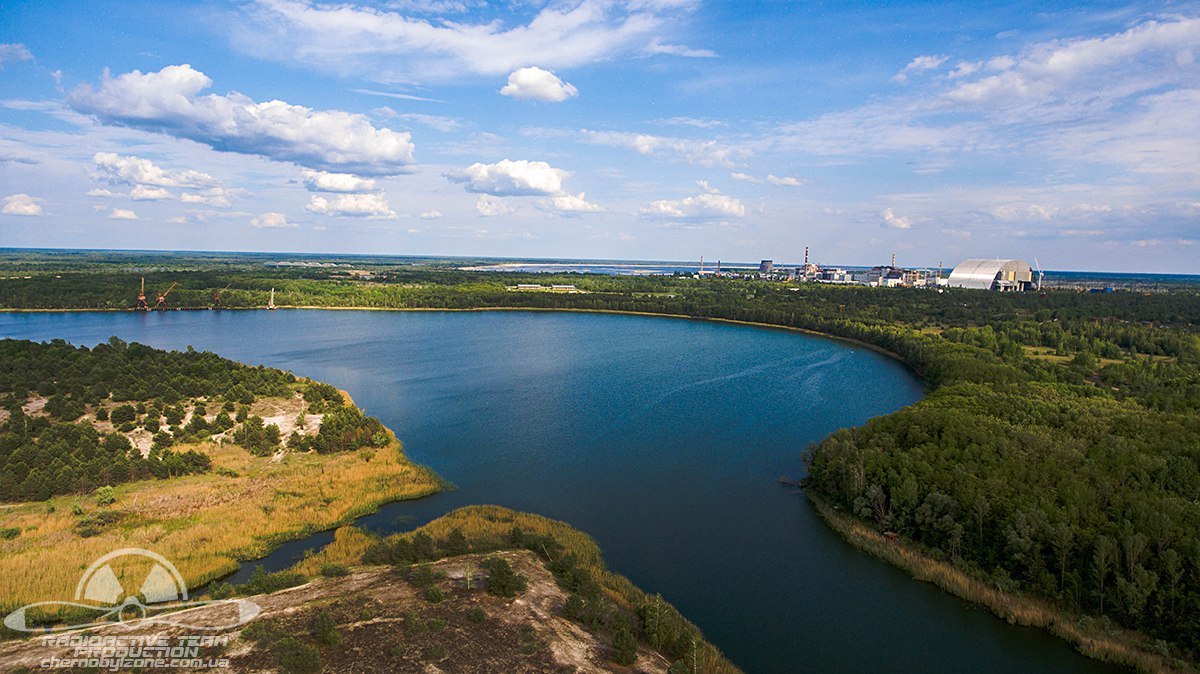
[946,259,1034,291]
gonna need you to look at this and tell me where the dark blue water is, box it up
[0,310,1118,673]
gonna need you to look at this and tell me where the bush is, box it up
[612,625,638,666]
[274,637,319,674]
[240,566,306,595]
[0,527,19,540]
[319,563,349,578]
[483,557,527,598]
[468,606,486,623]
[423,585,444,604]
[94,485,116,506]
[109,404,137,425]
[311,610,341,647]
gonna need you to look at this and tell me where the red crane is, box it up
[212,283,232,310]
[135,277,149,311]
[155,282,178,311]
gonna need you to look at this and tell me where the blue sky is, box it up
[1,0,1197,272]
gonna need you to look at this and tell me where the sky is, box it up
[0,1,1197,272]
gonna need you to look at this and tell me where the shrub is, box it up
[311,610,341,647]
[319,563,349,578]
[274,637,319,674]
[483,557,527,598]
[94,485,116,506]
[423,586,444,604]
[612,625,638,666]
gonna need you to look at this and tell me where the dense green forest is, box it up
[1,251,1199,664]
[0,338,390,501]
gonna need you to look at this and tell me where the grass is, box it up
[0,430,440,615]
[808,491,1194,674]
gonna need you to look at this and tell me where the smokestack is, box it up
[891,252,896,268]
[804,246,809,266]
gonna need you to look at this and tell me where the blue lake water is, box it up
[0,310,1119,673]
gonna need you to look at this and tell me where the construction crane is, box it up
[135,277,149,311]
[211,283,232,310]
[155,282,178,311]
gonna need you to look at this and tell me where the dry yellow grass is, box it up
[808,492,1193,674]
[0,432,439,613]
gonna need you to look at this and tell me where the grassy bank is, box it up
[0,430,440,612]
[807,491,1192,673]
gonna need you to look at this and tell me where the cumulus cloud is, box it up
[880,208,913,229]
[579,129,751,167]
[250,212,295,228]
[93,152,217,188]
[86,188,122,198]
[180,188,234,208]
[2,194,43,216]
[500,67,578,102]
[302,170,377,193]
[233,0,706,82]
[109,208,139,220]
[0,44,33,69]
[70,65,416,175]
[131,185,173,201]
[891,54,948,83]
[541,192,603,214]
[446,159,567,196]
[641,187,745,220]
[419,209,443,220]
[306,193,396,218]
[476,195,516,217]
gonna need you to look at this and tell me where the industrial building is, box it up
[946,259,1035,291]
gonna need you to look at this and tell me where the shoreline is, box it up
[807,491,1191,673]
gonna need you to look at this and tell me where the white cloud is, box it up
[766,174,807,187]
[500,67,579,102]
[180,188,234,207]
[250,212,295,228]
[891,54,948,83]
[233,0,705,82]
[541,192,603,213]
[476,195,516,217]
[302,170,377,193]
[643,37,716,58]
[0,44,33,69]
[130,184,173,200]
[306,193,396,218]
[944,17,1200,108]
[641,188,745,220]
[730,172,807,186]
[86,188,122,198]
[93,152,217,188]
[419,209,443,220]
[2,194,43,216]
[579,129,751,167]
[880,208,912,229]
[446,159,568,196]
[70,65,416,175]
[109,208,139,220]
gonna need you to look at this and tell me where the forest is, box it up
[0,337,390,501]
[1,252,1199,664]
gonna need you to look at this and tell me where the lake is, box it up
[0,309,1118,673]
